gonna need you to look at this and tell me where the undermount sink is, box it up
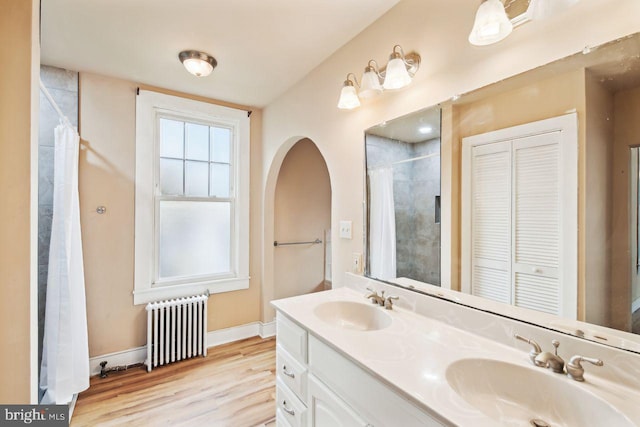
[446,358,633,427]
[313,301,392,331]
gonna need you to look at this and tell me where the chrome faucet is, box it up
[566,355,603,382]
[534,340,565,373]
[366,288,385,306]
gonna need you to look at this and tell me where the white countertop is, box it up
[272,287,640,427]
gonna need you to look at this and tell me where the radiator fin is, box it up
[145,293,209,372]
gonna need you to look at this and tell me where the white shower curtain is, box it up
[40,122,89,404]
[369,168,396,280]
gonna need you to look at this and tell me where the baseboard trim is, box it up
[89,321,276,376]
[206,321,276,347]
[633,297,640,313]
[259,320,276,338]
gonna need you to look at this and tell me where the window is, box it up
[134,90,250,304]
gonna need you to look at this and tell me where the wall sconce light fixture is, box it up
[468,0,513,46]
[337,45,421,110]
[179,50,217,77]
[359,60,383,99]
[337,73,361,110]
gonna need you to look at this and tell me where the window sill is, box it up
[133,276,250,305]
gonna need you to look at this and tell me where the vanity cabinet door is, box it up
[308,374,369,427]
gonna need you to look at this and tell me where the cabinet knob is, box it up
[532,267,542,274]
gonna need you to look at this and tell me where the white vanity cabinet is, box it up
[276,314,309,427]
[275,312,445,427]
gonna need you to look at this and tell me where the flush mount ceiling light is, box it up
[468,0,513,46]
[337,45,421,110]
[178,50,217,77]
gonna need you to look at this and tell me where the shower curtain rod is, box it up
[370,152,440,170]
[39,78,73,128]
[390,152,440,165]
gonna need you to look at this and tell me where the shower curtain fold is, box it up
[369,168,396,280]
[40,122,89,404]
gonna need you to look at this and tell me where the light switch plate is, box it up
[339,220,352,239]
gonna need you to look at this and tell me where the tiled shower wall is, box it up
[366,135,441,285]
[38,65,79,370]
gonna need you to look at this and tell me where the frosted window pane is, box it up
[160,158,183,195]
[158,201,231,279]
[185,161,208,197]
[211,127,231,163]
[185,123,209,161]
[210,163,230,197]
[160,119,184,158]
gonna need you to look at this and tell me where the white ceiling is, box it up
[41,0,401,108]
[367,107,441,143]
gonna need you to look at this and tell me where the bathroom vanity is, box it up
[272,275,640,426]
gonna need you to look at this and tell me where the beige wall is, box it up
[584,72,614,326]
[274,139,331,300]
[612,85,640,330]
[0,0,39,403]
[79,73,263,356]
[261,0,640,321]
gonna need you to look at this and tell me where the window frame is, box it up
[134,90,250,305]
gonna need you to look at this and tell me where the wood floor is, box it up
[71,336,276,427]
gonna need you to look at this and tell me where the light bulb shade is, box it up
[359,69,383,98]
[337,83,361,109]
[527,0,580,21]
[383,57,412,90]
[468,0,513,46]
[179,50,217,77]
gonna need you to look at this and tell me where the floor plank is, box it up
[72,336,276,427]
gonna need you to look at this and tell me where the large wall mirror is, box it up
[365,32,640,353]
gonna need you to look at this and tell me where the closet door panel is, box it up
[512,132,561,314]
[470,141,511,304]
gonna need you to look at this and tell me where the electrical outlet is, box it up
[339,220,352,239]
[352,252,362,274]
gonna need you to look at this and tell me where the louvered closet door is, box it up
[470,141,512,304]
[512,132,561,315]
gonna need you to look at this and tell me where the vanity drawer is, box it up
[276,377,307,427]
[277,313,308,363]
[277,344,308,401]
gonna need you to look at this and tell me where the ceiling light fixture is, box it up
[419,126,433,134]
[337,73,361,110]
[337,45,421,110]
[178,50,217,77]
[468,0,513,46]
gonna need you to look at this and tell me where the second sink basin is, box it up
[314,301,392,331]
[446,358,632,427]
